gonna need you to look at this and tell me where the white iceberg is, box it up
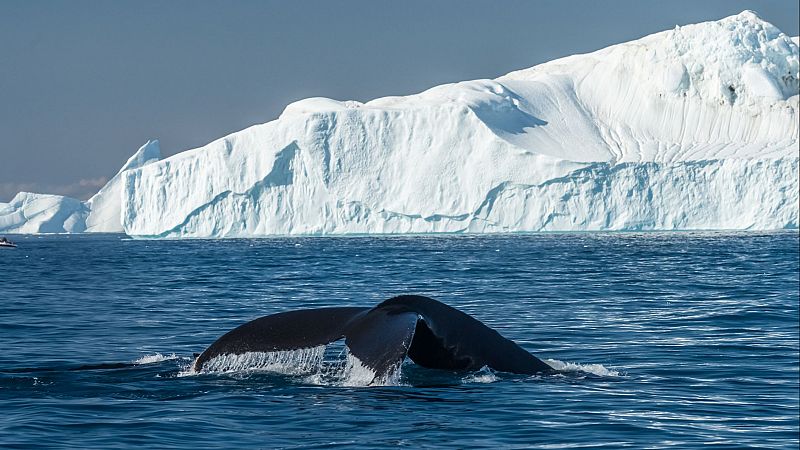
[0,140,161,234]
[122,11,798,237]
[0,192,88,234]
[3,12,798,237]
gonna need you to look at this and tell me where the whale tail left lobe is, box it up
[192,307,369,372]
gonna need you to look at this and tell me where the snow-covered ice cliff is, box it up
[3,11,798,236]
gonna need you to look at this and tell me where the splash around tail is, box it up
[183,345,404,387]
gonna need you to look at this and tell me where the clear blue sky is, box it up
[1,0,798,201]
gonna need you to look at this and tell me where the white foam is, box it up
[183,345,404,386]
[133,353,182,365]
[189,346,326,376]
[179,347,621,383]
[544,359,621,377]
[462,366,499,383]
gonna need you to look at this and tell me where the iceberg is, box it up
[3,12,798,237]
[0,140,161,234]
[122,11,798,237]
[0,192,88,234]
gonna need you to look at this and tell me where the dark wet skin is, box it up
[194,295,555,382]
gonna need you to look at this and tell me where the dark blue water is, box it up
[1,233,798,449]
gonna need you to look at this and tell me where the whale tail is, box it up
[193,296,554,382]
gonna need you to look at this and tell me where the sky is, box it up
[1,0,798,202]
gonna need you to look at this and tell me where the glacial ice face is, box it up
[85,140,161,232]
[120,11,798,238]
[0,140,160,234]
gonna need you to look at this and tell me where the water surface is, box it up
[1,233,798,448]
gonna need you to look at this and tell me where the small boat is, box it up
[0,237,17,248]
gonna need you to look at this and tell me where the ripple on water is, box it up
[0,232,796,449]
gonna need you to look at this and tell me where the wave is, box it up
[544,359,621,377]
[176,347,620,385]
[461,367,499,384]
[133,353,184,365]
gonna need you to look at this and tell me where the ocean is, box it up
[1,232,798,448]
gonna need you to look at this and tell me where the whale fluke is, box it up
[192,307,369,371]
[193,295,554,382]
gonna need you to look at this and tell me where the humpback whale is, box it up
[193,295,555,382]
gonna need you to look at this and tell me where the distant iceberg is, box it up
[3,11,798,237]
[0,192,88,234]
[0,140,160,234]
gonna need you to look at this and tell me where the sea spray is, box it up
[544,359,621,377]
[183,345,404,386]
[133,353,183,365]
[190,346,327,376]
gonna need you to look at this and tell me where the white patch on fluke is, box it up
[544,359,621,377]
[338,353,378,386]
[337,353,403,387]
